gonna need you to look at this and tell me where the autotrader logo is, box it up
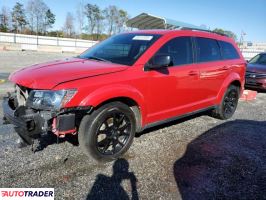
[0,188,54,200]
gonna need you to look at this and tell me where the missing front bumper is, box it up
[3,97,45,144]
[3,95,91,145]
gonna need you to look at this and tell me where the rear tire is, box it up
[212,85,240,120]
[78,102,136,162]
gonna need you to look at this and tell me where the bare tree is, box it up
[103,5,118,36]
[44,9,55,34]
[76,0,85,36]
[63,12,75,37]
[84,4,102,35]
[103,6,129,35]
[95,10,104,38]
[27,0,49,34]
[116,9,129,33]
[0,6,10,32]
[11,2,27,33]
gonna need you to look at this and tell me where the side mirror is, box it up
[147,55,172,70]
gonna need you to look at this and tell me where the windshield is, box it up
[249,54,266,65]
[79,33,161,66]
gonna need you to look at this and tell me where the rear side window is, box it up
[153,36,193,66]
[219,41,240,60]
[195,37,221,62]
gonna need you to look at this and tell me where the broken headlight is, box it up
[26,89,76,111]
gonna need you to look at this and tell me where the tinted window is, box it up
[219,41,240,60]
[152,37,193,66]
[249,54,266,65]
[97,44,131,57]
[196,37,221,62]
[79,34,161,66]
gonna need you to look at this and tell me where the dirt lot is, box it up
[0,51,266,200]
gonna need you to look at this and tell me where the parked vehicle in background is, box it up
[3,29,246,162]
[245,53,266,90]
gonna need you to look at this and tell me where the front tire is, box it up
[212,85,240,120]
[78,102,136,162]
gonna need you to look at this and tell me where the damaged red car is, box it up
[3,29,246,161]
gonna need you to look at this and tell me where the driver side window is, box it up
[152,36,193,67]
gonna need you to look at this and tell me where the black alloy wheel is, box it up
[96,111,132,155]
[223,89,238,118]
[79,102,136,162]
[212,85,240,120]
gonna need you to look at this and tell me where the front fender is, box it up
[79,84,147,122]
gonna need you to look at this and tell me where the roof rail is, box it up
[179,27,229,37]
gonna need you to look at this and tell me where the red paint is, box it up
[9,30,246,128]
[9,58,128,89]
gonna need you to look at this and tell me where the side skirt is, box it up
[141,106,217,131]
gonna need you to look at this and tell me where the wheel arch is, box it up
[230,80,241,89]
[94,97,143,132]
[80,85,146,132]
[216,73,243,104]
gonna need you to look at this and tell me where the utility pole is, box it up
[239,30,246,51]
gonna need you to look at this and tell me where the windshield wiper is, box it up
[86,56,112,63]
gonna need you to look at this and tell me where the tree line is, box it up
[0,1,129,40]
[0,1,238,41]
[0,0,55,36]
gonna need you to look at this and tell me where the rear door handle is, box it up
[188,71,198,76]
[220,66,230,71]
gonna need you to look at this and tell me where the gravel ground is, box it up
[0,51,266,199]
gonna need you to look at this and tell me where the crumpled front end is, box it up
[2,85,90,145]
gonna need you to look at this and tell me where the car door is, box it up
[145,36,203,124]
[194,37,227,102]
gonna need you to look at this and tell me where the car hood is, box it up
[9,57,128,89]
[247,63,266,73]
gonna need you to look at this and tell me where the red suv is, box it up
[3,30,246,161]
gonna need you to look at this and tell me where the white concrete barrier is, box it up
[241,49,265,60]
[0,32,98,53]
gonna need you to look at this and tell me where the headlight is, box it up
[27,89,76,110]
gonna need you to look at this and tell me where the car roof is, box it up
[125,29,233,43]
